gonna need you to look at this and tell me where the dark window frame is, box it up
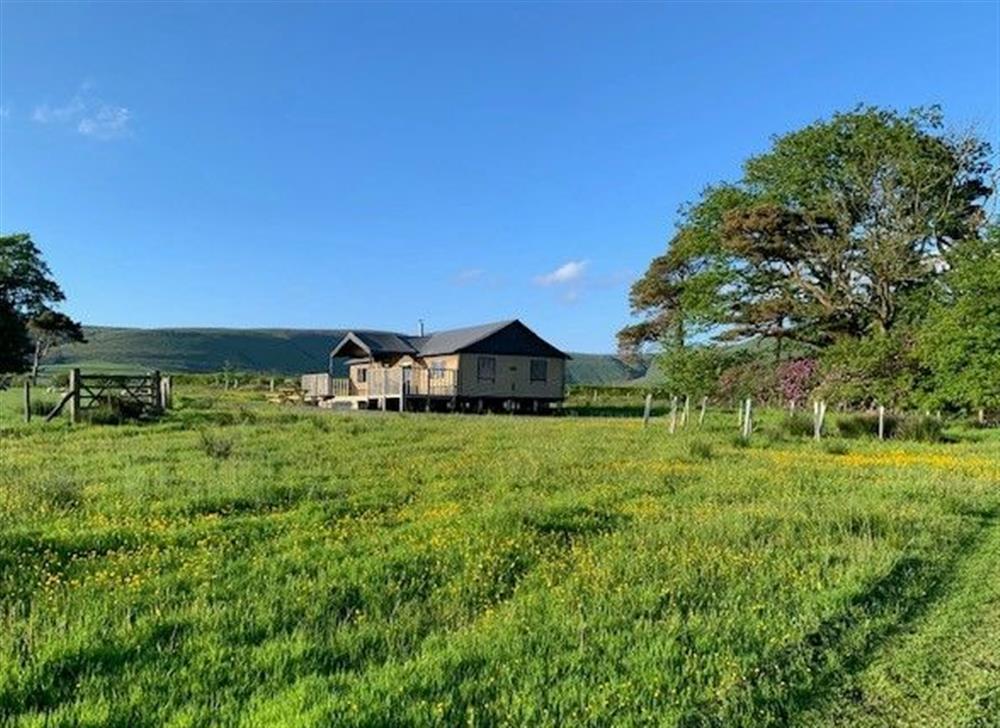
[530,359,548,382]
[477,356,496,382]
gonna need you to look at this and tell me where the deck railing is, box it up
[302,368,458,399]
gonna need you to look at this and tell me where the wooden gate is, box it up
[39,369,173,423]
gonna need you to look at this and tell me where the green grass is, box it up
[1,387,998,726]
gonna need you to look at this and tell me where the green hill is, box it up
[48,326,647,385]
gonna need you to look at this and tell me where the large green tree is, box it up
[622,106,993,357]
[918,226,1000,411]
[619,107,996,401]
[0,233,83,375]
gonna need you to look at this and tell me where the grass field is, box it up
[1,386,998,726]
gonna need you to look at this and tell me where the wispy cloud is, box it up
[31,82,131,140]
[453,268,485,286]
[534,260,588,286]
[78,105,131,140]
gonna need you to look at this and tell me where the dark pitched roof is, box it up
[329,319,569,359]
[415,320,516,356]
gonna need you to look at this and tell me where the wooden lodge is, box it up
[301,319,570,412]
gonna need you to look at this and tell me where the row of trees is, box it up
[1,233,86,381]
[620,106,999,412]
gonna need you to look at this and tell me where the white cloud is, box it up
[534,260,588,286]
[31,83,131,140]
[78,105,131,140]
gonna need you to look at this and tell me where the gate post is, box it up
[69,368,81,424]
[151,370,163,409]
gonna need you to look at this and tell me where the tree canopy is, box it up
[622,106,995,410]
[0,233,83,375]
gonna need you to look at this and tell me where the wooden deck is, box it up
[302,368,458,406]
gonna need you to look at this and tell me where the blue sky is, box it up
[1,2,997,352]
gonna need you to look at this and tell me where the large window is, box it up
[477,356,496,382]
[530,359,548,382]
[430,361,446,380]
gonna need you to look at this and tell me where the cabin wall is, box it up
[455,354,565,400]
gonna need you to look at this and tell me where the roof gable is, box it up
[451,320,570,359]
[330,320,569,360]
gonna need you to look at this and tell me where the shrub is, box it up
[823,441,850,455]
[782,413,815,438]
[896,414,946,443]
[85,396,148,425]
[836,413,900,439]
[29,399,57,417]
[687,440,714,460]
[199,430,234,460]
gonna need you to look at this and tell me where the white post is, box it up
[698,396,707,427]
[669,396,678,434]
[682,395,690,428]
[737,400,744,430]
[642,393,652,427]
[789,399,795,416]
[814,400,826,441]
[878,405,885,441]
[742,398,752,439]
[979,408,985,425]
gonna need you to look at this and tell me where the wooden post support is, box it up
[878,404,885,441]
[23,380,31,423]
[642,393,653,427]
[69,368,81,424]
[668,396,678,434]
[979,408,985,425]
[742,398,752,439]
[699,396,707,427]
[682,395,690,428]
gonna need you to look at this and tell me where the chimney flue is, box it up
[418,319,425,336]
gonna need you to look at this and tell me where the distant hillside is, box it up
[48,327,648,385]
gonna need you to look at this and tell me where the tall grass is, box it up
[0,386,997,725]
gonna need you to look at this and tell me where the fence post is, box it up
[789,399,796,416]
[669,396,678,434]
[642,393,652,427]
[23,380,31,423]
[682,395,690,428]
[69,368,81,424]
[979,408,985,425]
[737,399,744,430]
[878,404,885,441]
[699,396,707,427]
[742,398,752,439]
[814,400,826,441]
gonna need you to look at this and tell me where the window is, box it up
[430,361,446,380]
[356,367,367,383]
[477,356,496,382]
[530,359,548,382]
